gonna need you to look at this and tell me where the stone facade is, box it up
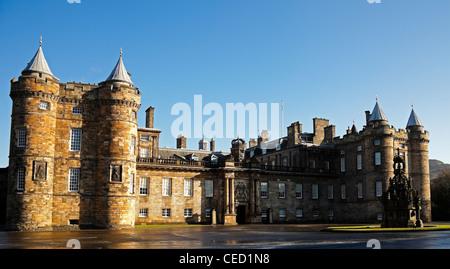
[4,43,431,231]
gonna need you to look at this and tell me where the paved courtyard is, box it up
[1,222,450,249]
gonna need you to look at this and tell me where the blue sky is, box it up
[1,0,450,166]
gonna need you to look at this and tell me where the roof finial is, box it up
[39,36,42,46]
[120,48,122,56]
[411,103,414,108]
[376,95,378,101]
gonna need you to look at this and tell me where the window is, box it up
[341,184,346,200]
[295,184,302,199]
[312,210,319,217]
[162,208,171,217]
[261,209,268,218]
[324,161,330,170]
[184,209,193,217]
[282,157,288,167]
[139,208,148,217]
[374,139,380,145]
[162,178,172,196]
[357,145,362,151]
[375,152,381,166]
[279,209,286,218]
[376,181,383,197]
[70,129,82,151]
[312,184,319,199]
[211,155,218,163]
[205,209,211,218]
[296,209,303,218]
[205,180,213,197]
[16,167,25,191]
[141,135,149,141]
[327,185,334,199]
[130,136,135,155]
[309,160,316,169]
[69,168,80,192]
[278,182,286,198]
[140,148,149,158]
[129,173,135,194]
[260,182,268,198]
[377,213,383,221]
[340,157,345,172]
[184,178,193,196]
[17,128,26,147]
[72,107,83,114]
[39,101,50,110]
[328,210,334,219]
[131,110,137,119]
[357,154,362,170]
[139,178,149,195]
[357,182,363,199]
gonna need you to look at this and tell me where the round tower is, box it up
[406,107,431,222]
[93,50,140,229]
[365,99,394,221]
[6,38,59,230]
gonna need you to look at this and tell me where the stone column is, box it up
[230,177,235,214]
[224,177,229,214]
[224,172,237,225]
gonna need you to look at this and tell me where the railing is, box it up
[136,158,220,168]
[137,157,337,175]
[256,164,338,175]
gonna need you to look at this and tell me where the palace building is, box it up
[4,40,431,231]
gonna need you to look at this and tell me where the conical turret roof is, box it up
[368,100,388,122]
[105,49,133,85]
[406,107,423,128]
[22,37,55,78]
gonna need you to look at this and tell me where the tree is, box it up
[431,169,450,220]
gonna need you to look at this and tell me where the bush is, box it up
[431,169,450,220]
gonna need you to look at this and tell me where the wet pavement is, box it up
[1,222,450,249]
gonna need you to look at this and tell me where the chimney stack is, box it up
[210,138,215,152]
[176,134,186,149]
[146,106,155,128]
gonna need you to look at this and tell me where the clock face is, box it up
[239,149,244,160]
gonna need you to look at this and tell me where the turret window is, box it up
[70,129,82,151]
[374,152,381,166]
[72,107,83,114]
[16,167,25,191]
[68,168,80,192]
[376,181,383,197]
[39,101,50,110]
[17,128,26,148]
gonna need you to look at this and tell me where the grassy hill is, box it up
[429,159,450,180]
